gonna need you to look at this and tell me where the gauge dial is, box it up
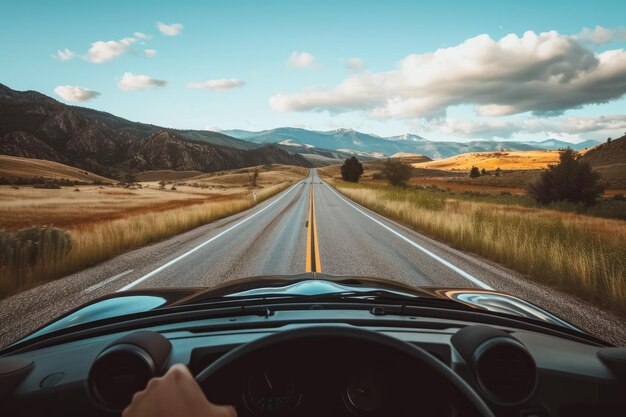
[345,369,385,414]
[246,369,296,414]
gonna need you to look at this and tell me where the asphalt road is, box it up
[1,169,625,347]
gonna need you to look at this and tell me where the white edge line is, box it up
[85,269,134,293]
[117,179,307,292]
[325,182,494,290]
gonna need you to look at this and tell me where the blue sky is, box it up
[2,0,626,142]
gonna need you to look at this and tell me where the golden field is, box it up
[322,152,625,197]
[0,155,112,183]
[0,163,307,297]
[0,165,306,231]
[413,150,565,171]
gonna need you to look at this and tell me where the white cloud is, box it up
[86,37,137,63]
[270,30,626,119]
[345,57,365,71]
[134,32,151,40]
[575,26,626,45]
[82,32,157,63]
[423,115,626,139]
[286,51,316,68]
[55,48,75,61]
[54,85,100,102]
[157,22,183,36]
[186,78,245,91]
[117,72,167,92]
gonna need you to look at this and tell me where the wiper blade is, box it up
[182,289,461,309]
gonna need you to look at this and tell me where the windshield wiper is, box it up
[181,290,465,310]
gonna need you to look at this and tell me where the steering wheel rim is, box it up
[195,325,495,417]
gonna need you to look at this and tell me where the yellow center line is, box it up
[305,174,322,273]
[312,185,322,272]
[305,184,313,272]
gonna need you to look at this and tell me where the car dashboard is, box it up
[1,308,625,417]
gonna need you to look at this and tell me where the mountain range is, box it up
[0,83,603,177]
[224,128,599,159]
[0,84,310,178]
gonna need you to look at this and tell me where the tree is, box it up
[382,159,412,187]
[495,167,502,177]
[469,166,481,178]
[527,148,604,205]
[340,156,364,182]
[481,168,489,176]
[251,168,259,187]
[607,137,612,143]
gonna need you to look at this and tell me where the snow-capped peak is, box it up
[386,133,427,142]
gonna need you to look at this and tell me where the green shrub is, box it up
[0,227,74,296]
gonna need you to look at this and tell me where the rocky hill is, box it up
[127,130,311,172]
[0,84,310,178]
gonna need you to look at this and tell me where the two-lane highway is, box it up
[116,169,493,291]
[1,169,625,347]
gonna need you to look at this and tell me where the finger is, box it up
[167,363,194,381]
[170,363,192,375]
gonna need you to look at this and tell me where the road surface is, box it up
[1,169,625,347]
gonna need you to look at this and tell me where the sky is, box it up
[2,0,626,142]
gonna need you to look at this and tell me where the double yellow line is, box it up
[305,181,322,273]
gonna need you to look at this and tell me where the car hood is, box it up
[24,274,579,340]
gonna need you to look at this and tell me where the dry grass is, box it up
[413,150,564,171]
[335,182,626,317]
[0,166,306,297]
[0,165,307,231]
[134,170,203,182]
[0,155,111,182]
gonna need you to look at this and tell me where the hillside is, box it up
[0,155,112,183]
[0,84,310,178]
[581,135,626,188]
[413,150,563,171]
[389,153,431,163]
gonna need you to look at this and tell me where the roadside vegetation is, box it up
[320,151,625,317]
[527,149,604,205]
[332,180,626,317]
[340,156,364,182]
[382,159,413,187]
[0,165,306,298]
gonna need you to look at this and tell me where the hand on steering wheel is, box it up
[123,364,236,417]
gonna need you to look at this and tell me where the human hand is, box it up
[122,364,236,417]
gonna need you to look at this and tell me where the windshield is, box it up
[1,1,625,350]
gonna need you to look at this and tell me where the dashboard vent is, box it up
[474,340,536,404]
[89,344,156,411]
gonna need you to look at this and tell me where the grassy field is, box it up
[0,164,307,297]
[413,150,565,171]
[323,177,626,317]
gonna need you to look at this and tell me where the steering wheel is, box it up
[195,326,495,417]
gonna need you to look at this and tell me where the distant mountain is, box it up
[0,84,310,178]
[520,138,600,151]
[223,127,411,155]
[386,133,428,142]
[225,127,595,159]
